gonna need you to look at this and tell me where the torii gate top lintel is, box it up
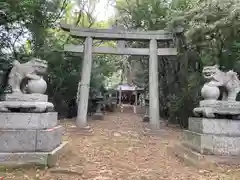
[60,23,174,41]
[60,23,177,56]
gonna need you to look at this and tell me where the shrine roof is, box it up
[115,83,144,91]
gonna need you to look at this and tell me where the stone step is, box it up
[0,126,63,152]
[176,143,205,161]
[0,112,58,129]
[169,143,240,169]
[169,143,220,169]
[168,143,206,168]
[0,141,68,168]
[183,130,240,155]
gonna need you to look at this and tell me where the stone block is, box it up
[0,101,54,113]
[183,130,240,155]
[0,152,48,167]
[0,112,58,129]
[47,141,68,167]
[142,128,168,137]
[169,143,240,169]
[0,141,68,167]
[189,117,240,136]
[92,112,104,120]
[135,106,145,114]
[36,126,63,152]
[142,115,149,122]
[5,93,48,102]
[168,143,207,168]
[0,129,36,152]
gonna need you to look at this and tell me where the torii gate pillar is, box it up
[76,37,93,128]
[149,39,160,129]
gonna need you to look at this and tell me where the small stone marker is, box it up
[92,95,104,120]
[142,96,149,122]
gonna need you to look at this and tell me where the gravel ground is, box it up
[2,112,240,180]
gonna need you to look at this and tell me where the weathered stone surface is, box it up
[201,65,240,101]
[47,141,68,167]
[167,143,207,168]
[5,93,48,102]
[189,117,240,136]
[142,128,168,137]
[76,37,93,128]
[36,126,63,152]
[0,126,63,152]
[0,101,54,112]
[0,129,36,152]
[169,143,240,169]
[66,126,93,136]
[135,106,145,114]
[0,152,48,166]
[194,100,240,118]
[60,23,174,41]
[142,115,149,122]
[0,141,67,167]
[0,112,58,129]
[183,130,240,155]
[27,79,47,94]
[64,44,178,56]
[92,112,104,120]
[194,65,240,117]
[199,100,240,107]
[7,58,48,94]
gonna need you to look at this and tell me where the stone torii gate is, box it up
[60,23,177,130]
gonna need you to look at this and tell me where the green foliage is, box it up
[116,0,240,127]
[0,0,119,117]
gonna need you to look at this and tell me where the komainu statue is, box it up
[0,58,53,113]
[194,65,240,118]
[7,58,48,94]
[201,65,240,101]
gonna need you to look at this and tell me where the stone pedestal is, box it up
[184,117,240,155]
[169,65,240,168]
[142,98,149,122]
[92,112,104,120]
[92,96,104,120]
[0,93,66,167]
[135,106,145,115]
[171,117,240,168]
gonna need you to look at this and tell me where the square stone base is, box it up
[185,117,240,156]
[0,126,63,152]
[183,130,240,155]
[0,141,68,168]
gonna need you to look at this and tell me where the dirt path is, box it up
[3,113,240,179]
